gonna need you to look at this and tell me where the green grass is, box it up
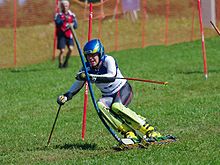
[1,37,220,164]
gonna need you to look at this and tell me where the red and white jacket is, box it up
[55,10,78,38]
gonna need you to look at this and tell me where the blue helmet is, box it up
[83,39,105,60]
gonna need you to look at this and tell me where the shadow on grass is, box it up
[32,142,97,152]
[178,69,220,75]
[54,142,98,150]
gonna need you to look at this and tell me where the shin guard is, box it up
[97,102,131,134]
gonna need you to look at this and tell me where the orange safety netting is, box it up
[0,0,219,68]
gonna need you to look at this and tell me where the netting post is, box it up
[165,0,170,45]
[13,0,17,65]
[98,0,104,39]
[191,0,195,41]
[114,0,119,51]
[197,0,208,79]
[82,0,88,41]
[52,0,59,61]
[141,0,147,48]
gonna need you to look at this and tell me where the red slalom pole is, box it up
[82,83,88,141]
[82,2,93,141]
[197,0,208,79]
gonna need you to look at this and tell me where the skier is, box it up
[57,39,175,147]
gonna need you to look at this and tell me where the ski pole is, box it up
[210,21,220,36]
[47,105,62,146]
[123,77,168,85]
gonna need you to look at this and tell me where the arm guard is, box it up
[95,76,116,83]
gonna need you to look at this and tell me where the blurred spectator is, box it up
[54,0,78,68]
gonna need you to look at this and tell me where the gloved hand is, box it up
[57,95,67,105]
[65,23,70,29]
[75,71,97,83]
[76,71,86,81]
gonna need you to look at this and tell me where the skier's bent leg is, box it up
[97,101,139,142]
[111,102,161,138]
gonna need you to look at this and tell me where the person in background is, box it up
[54,0,78,68]
[57,39,176,147]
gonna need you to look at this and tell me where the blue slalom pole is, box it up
[70,26,122,143]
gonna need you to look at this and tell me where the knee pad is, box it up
[111,102,124,113]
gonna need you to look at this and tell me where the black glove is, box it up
[76,71,86,81]
[57,95,67,105]
[75,71,97,83]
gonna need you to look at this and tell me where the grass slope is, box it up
[0,37,220,164]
